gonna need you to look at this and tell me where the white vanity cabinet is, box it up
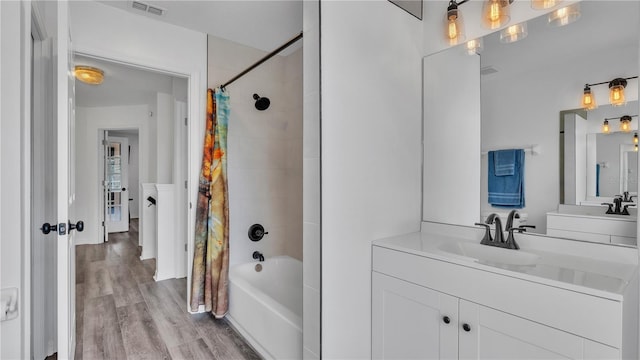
[546,207,637,245]
[372,237,637,360]
[372,272,618,360]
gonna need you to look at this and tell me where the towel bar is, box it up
[481,144,540,156]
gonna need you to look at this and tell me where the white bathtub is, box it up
[228,255,303,360]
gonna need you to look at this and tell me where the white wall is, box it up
[0,1,30,358]
[75,105,152,244]
[207,35,303,267]
[481,42,639,233]
[320,1,423,358]
[156,92,174,184]
[302,1,321,358]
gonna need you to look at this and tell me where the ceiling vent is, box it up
[131,1,166,16]
[131,1,148,12]
[480,66,498,76]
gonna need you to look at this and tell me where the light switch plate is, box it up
[0,287,19,321]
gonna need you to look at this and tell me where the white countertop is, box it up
[373,228,638,300]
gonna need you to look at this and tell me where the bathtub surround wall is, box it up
[207,35,303,267]
[320,1,423,358]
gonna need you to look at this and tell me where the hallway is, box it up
[75,220,260,360]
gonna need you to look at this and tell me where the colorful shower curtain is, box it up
[190,88,230,317]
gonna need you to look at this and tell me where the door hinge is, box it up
[102,221,105,226]
[189,202,192,209]
[184,180,188,189]
[184,117,188,126]
[184,244,187,252]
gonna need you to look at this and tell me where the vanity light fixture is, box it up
[602,120,610,134]
[465,38,483,55]
[580,76,638,110]
[548,2,580,27]
[581,84,597,110]
[74,65,104,85]
[609,78,628,107]
[500,22,528,43]
[445,0,468,45]
[482,0,513,29]
[620,115,632,133]
[633,133,638,145]
[531,0,561,10]
[635,144,638,152]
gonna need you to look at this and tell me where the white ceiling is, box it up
[77,0,302,107]
[75,54,185,107]
[96,0,303,54]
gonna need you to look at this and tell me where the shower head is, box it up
[253,93,270,111]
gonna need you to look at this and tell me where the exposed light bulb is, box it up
[602,120,610,134]
[531,0,560,10]
[634,133,638,145]
[581,84,597,110]
[635,144,638,152]
[609,78,628,107]
[445,1,465,45]
[500,22,527,43]
[548,3,580,27]
[620,116,632,133]
[465,38,483,55]
[483,0,510,29]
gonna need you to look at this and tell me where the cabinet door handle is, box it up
[462,323,471,332]
[442,316,450,324]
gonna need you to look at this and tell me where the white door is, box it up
[372,272,458,359]
[55,2,79,358]
[104,135,130,233]
[458,300,619,359]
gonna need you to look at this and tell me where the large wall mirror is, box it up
[425,1,639,246]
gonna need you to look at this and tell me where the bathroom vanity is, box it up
[372,222,638,359]
[547,204,637,245]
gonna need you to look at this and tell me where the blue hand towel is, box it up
[494,149,516,176]
[488,149,525,208]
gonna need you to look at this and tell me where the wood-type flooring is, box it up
[74,219,260,360]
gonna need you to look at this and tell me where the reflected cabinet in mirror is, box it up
[424,1,639,246]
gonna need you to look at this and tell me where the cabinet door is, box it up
[459,300,619,360]
[372,272,458,360]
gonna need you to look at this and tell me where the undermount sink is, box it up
[437,241,539,266]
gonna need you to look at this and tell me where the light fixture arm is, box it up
[586,76,638,88]
[604,115,639,122]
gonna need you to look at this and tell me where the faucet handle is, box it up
[475,222,493,245]
[622,204,636,215]
[601,203,614,214]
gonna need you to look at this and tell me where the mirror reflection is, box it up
[478,1,639,245]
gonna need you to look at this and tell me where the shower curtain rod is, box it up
[220,32,303,89]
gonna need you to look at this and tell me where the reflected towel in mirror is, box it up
[488,149,525,208]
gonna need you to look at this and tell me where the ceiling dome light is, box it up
[581,84,597,110]
[609,78,628,107]
[602,120,610,134]
[500,22,528,43]
[531,0,561,10]
[445,0,465,45]
[74,66,104,85]
[548,3,580,27]
[620,115,632,133]
[482,0,511,29]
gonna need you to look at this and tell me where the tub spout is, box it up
[252,251,265,262]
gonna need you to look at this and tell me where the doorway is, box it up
[73,54,190,293]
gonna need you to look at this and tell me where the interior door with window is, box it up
[104,135,130,233]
